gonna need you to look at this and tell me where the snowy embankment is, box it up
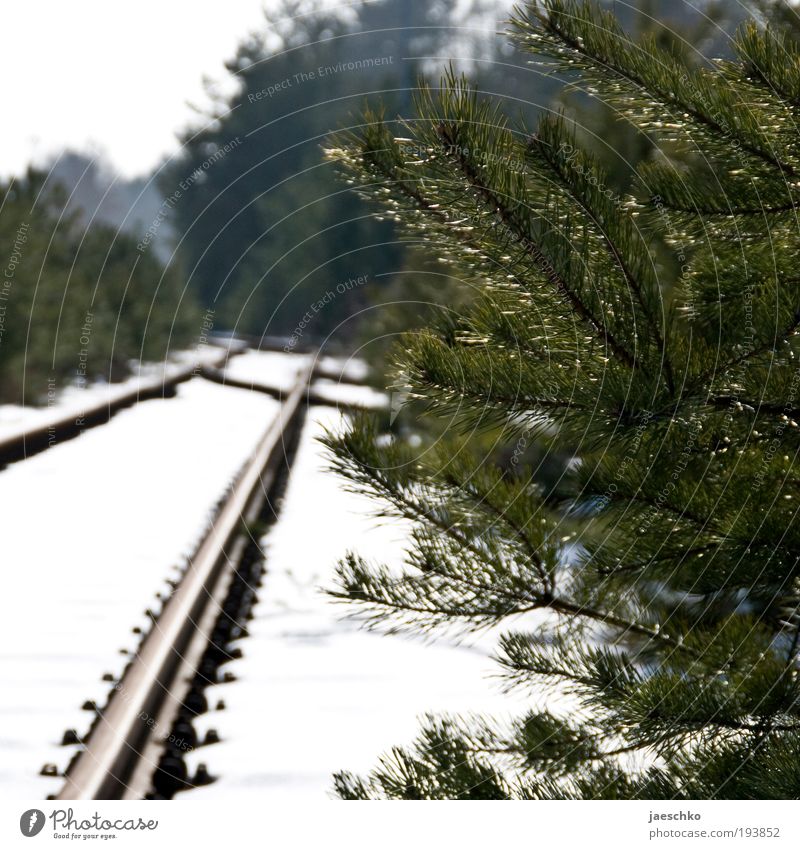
[222,349,313,392]
[222,349,387,409]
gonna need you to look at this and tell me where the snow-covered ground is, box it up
[222,349,313,392]
[182,407,528,801]
[0,346,226,441]
[0,367,281,797]
[315,355,369,384]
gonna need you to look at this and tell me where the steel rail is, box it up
[56,360,314,799]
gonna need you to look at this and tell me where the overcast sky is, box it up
[1,0,275,178]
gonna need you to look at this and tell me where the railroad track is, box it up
[0,345,379,467]
[56,359,315,800]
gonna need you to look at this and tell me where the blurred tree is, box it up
[0,170,199,404]
[164,0,456,340]
[162,0,560,344]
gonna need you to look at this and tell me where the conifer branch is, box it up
[515,0,798,177]
[436,121,640,372]
[547,597,690,654]
[719,310,800,372]
[528,128,675,394]
[706,395,800,421]
[325,0,800,799]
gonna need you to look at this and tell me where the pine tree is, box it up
[322,0,800,799]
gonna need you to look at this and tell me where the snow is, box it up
[310,379,387,410]
[0,370,281,798]
[222,350,313,392]
[0,348,549,801]
[181,408,528,802]
[315,355,370,384]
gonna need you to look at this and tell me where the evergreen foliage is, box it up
[0,170,199,404]
[323,0,800,799]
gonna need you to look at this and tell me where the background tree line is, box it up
[0,169,198,405]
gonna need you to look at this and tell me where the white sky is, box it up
[0,0,275,178]
[1,0,503,180]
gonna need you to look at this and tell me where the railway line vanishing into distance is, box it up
[1,340,384,800]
